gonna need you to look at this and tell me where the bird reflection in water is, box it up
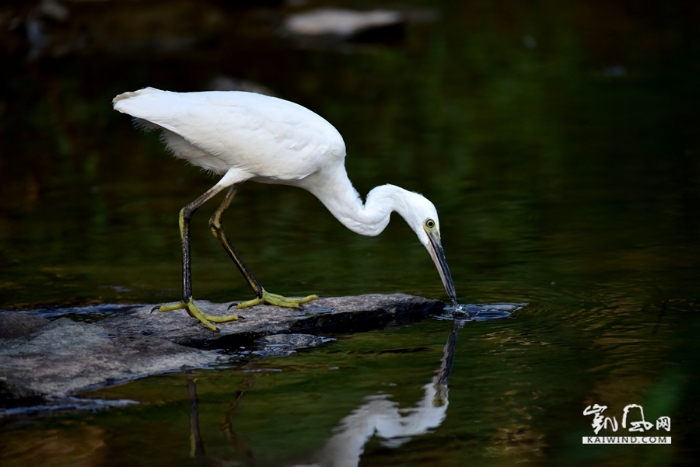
[304,319,459,467]
[186,372,206,458]
[186,318,461,466]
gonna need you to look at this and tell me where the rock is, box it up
[282,8,438,45]
[0,295,526,411]
[98,293,445,348]
[0,294,444,407]
[0,318,222,404]
[284,9,403,39]
[0,313,50,340]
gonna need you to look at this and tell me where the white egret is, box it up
[113,87,458,331]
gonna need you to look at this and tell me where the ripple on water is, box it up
[437,302,527,323]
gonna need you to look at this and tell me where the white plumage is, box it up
[113,87,458,330]
[115,88,343,179]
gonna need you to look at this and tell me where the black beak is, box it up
[426,230,459,308]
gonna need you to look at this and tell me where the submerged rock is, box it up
[257,333,334,349]
[253,333,336,357]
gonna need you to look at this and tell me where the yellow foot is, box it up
[152,298,238,332]
[234,289,318,310]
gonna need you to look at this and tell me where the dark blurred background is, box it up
[2,2,700,465]
[1,0,699,311]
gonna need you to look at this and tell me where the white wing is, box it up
[113,88,346,180]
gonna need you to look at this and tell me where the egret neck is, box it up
[303,166,459,307]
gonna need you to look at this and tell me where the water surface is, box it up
[1,1,699,465]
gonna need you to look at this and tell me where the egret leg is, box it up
[209,185,318,310]
[153,183,240,331]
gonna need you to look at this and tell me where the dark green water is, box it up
[1,1,700,465]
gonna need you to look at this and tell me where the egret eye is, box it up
[426,219,436,229]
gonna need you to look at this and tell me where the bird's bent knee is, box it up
[180,207,195,222]
[208,216,222,231]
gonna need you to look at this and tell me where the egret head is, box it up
[399,191,458,308]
